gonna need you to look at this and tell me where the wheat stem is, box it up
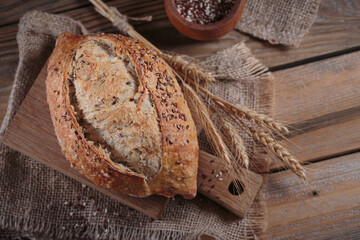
[181,80,232,165]
[218,114,249,168]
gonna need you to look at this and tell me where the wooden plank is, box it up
[273,51,360,124]
[261,152,360,239]
[90,0,360,62]
[265,50,360,170]
[1,0,360,66]
[0,0,90,26]
[246,0,360,68]
[66,0,360,63]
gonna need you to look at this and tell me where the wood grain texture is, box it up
[246,0,360,69]
[1,0,360,126]
[142,0,360,64]
[0,0,90,26]
[197,150,263,218]
[265,50,360,170]
[261,152,360,239]
[1,0,360,98]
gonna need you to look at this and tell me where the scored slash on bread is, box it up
[46,33,198,199]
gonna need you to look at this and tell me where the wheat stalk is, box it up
[182,76,248,193]
[181,80,232,166]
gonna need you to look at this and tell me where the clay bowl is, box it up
[165,0,246,41]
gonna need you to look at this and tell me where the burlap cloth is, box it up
[0,1,321,238]
[236,0,321,45]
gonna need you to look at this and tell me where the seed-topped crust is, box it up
[46,33,198,199]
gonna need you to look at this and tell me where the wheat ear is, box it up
[218,115,250,168]
[248,126,306,180]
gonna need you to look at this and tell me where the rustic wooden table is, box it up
[1,0,360,238]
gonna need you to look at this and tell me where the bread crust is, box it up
[46,33,198,199]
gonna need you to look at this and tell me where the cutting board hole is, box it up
[228,180,244,195]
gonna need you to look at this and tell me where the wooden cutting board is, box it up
[2,63,263,219]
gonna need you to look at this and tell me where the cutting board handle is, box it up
[197,150,263,218]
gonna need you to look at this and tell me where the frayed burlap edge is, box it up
[0,215,210,240]
[289,0,321,47]
[236,0,322,46]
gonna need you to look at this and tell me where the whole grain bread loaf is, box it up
[46,33,198,199]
